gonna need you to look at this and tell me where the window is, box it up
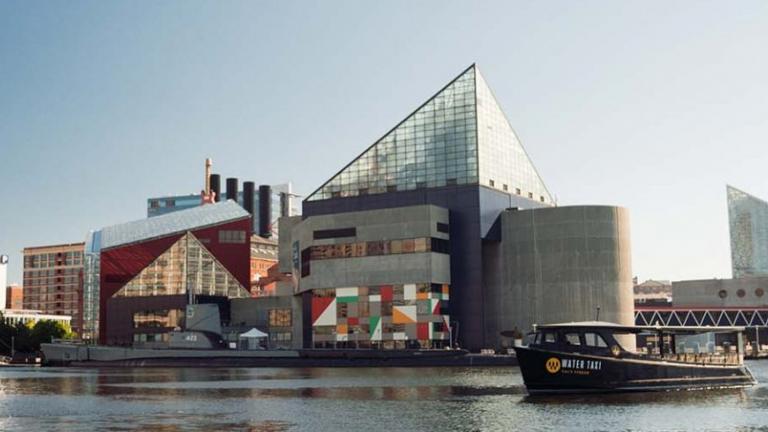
[301,247,311,277]
[503,184,508,191]
[543,332,556,344]
[718,290,728,299]
[430,238,450,254]
[268,309,292,327]
[437,222,450,234]
[515,188,521,195]
[219,230,246,244]
[565,333,581,345]
[540,196,545,202]
[737,289,746,298]
[584,332,608,348]
[489,179,495,187]
[528,192,534,199]
[756,288,765,297]
[313,228,356,240]
[133,309,184,329]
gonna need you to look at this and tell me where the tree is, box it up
[0,317,75,355]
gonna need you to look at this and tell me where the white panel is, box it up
[404,284,416,300]
[337,287,358,298]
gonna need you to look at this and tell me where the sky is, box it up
[1,1,767,285]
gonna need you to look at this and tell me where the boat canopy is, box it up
[533,321,746,334]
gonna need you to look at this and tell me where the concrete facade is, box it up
[229,288,302,349]
[293,205,450,291]
[672,277,768,308]
[283,204,455,349]
[303,185,546,351]
[483,206,634,348]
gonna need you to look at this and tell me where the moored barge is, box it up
[514,321,756,394]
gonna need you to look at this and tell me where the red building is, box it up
[22,242,85,334]
[6,284,23,309]
[249,235,279,296]
[98,201,252,345]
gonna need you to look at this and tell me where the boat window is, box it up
[525,332,539,345]
[584,332,608,348]
[543,332,557,344]
[565,333,581,346]
[612,331,637,353]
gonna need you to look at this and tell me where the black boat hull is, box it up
[514,346,756,394]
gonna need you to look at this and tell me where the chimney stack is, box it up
[226,178,238,202]
[258,185,272,238]
[210,174,221,202]
[243,181,255,228]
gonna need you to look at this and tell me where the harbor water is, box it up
[2,361,768,431]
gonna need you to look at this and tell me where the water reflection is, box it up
[1,363,768,431]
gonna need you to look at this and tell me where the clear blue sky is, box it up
[1,1,767,284]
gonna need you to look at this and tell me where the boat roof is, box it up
[534,321,746,334]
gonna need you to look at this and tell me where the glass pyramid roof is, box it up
[728,185,768,278]
[100,200,250,250]
[306,64,553,204]
[114,232,250,298]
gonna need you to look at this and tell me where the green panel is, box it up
[369,316,381,341]
[336,296,358,303]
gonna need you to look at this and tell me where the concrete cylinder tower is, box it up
[484,205,634,348]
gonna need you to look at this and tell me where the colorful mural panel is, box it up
[310,283,450,349]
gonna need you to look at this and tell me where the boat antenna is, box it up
[595,306,601,321]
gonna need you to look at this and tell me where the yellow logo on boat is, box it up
[545,357,561,374]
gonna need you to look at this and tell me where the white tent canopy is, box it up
[239,328,268,339]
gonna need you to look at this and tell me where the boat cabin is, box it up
[525,321,746,365]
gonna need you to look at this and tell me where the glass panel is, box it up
[565,333,581,346]
[475,69,553,204]
[114,233,249,298]
[307,66,478,201]
[585,332,608,348]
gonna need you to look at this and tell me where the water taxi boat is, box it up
[513,321,756,394]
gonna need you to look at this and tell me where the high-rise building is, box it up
[728,185,768,278]
[283,64,633,351]
[0,254,7,310]
[22,243,85,334]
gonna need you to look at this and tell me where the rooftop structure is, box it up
[306,64,553,205]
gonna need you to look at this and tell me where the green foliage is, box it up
[0,316,75,355]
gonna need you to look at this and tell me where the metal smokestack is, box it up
[258,185,272,238]
[210,174,221,202]
[243,181,255,216]
[226,178,238,202]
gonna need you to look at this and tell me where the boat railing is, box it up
[644,352,741,366]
